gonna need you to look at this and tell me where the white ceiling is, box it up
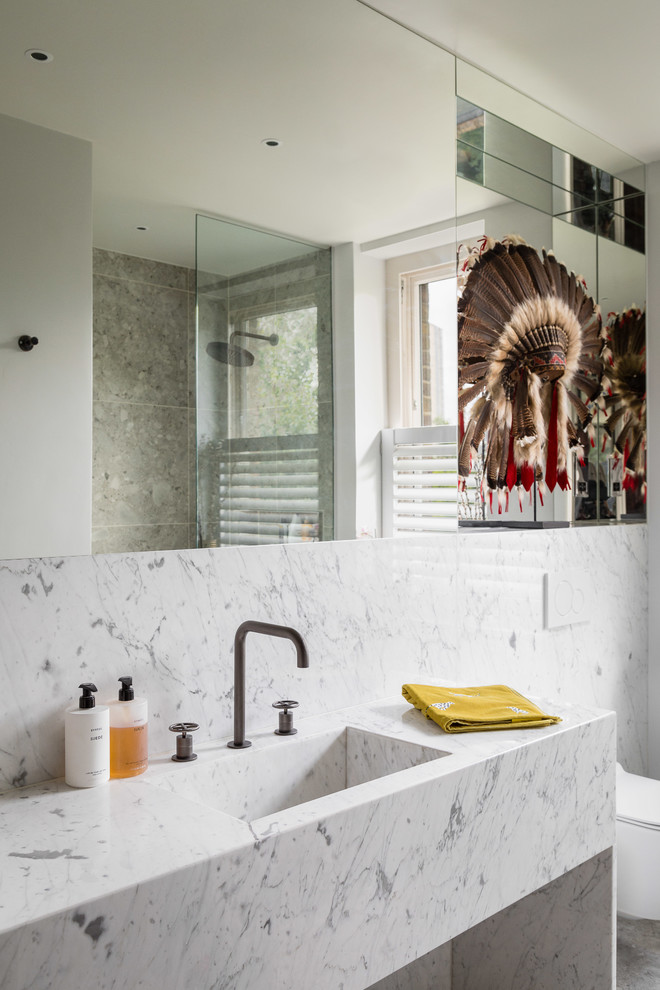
[367,0,660,164]
[1,0,655,269]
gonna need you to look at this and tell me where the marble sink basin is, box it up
[150,724,448,823]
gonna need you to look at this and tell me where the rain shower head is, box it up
[206,341,255,366]
[206,330,279,367]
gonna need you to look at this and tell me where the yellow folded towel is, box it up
[402,683,561,733]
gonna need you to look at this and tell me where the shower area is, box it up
[195,215,334,547]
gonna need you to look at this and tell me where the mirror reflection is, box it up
[455,96,646,528]
[1,4,647,559]
[196,216,333,547]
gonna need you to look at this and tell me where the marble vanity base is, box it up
[453,848,614,989]
[0,698,615,990]
[374,849,614,990]
[0,853,614,990]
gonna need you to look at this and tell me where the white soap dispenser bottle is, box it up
[108,676,148,778]
[65,683,110,788]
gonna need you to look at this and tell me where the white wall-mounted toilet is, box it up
[616,763,660,920]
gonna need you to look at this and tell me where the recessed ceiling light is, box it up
[261,138,281,148]
[25,49,53,63]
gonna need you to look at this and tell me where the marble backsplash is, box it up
[0,523,647,790]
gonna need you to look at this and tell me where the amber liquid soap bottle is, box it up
[108,676,148,778]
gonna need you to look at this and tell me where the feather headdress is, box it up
[458,236,603,502]
[602,306,646,489]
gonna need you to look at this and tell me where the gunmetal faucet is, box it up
[228,620,309,749]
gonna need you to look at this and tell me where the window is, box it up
[229,302,319,439]
[399,263,457,429]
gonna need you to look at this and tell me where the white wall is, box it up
[597,236,647,316]
[354,249,387,537]
[332,244,388,539]
[552,219,598,296]
[0,114,92,558]
[331,243,358,540]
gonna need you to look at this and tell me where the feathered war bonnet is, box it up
[601,306,646,490]
[458,235,604,506]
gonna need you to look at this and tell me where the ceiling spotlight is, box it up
[261,138,281,148]
[25,49,53,63]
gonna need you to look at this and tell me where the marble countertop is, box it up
[0,690,615,939]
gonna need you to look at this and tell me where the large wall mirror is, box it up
[88,1,456,555]
[454,62,646,529]
[0,1,646,559]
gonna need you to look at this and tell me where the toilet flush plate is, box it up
[544,570,591,629]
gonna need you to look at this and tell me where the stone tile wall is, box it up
[92,249,196,553]
[93,246,333,553]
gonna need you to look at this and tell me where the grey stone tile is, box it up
[317,296,333,407]
[93,248,190,291]
[196,517,222,548]
[274,247,331,286]
[92,524,191,555]
[187,288,197,409]
[617,916,660,989]
[189,522,198,548]
[91,243,332,554]
[188,407,197,528]
[197,295,231,413]
[93,274,189,406]
[197,293,228,347]
[196,370,230,422]
[276,270,331,308]
[229,265,277,298]
[196,429,227,532]
[196,269,228,295]
[196,406,230,449]
[228,278,276,316]
[93,401,189,527]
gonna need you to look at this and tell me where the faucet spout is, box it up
[228,620,309,749]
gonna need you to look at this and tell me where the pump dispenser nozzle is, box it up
[78,683,98,709]
[118,676,134,701]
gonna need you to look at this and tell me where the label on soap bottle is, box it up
[65,707,110,788]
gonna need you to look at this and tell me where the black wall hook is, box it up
[18,336,39,352]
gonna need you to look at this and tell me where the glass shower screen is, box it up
[195,214,333,547]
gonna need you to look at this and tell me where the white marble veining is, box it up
[375,849,614,990]
[456,524,648,772]
[0,694,616,990]
[452,849,614,989]
[0,524,647,795]
[0,537,459,790]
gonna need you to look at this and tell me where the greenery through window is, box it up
[231,304,319,439]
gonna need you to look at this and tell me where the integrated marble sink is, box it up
[151,724,448,822]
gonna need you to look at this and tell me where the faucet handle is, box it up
[169,722,199,762]
[273,700,299,736]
